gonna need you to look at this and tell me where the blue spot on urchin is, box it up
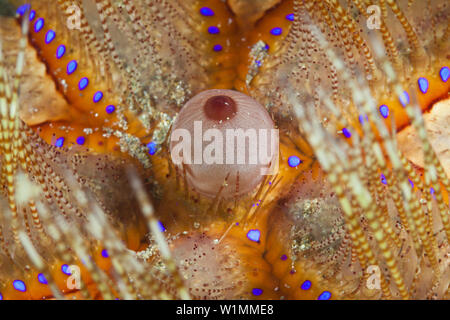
[379,105,389,118]
[318,291,332,300]
[200,7,214,16]
[247,229,261,242]
[78,77,89,90]
[288,155,302,168]
[208,26,220,34]
[342,128,351,138]
[106,105,116,114]
[55,137,64,148]
[359,114,369,125]
[213,44,223,52]
[45,30,55,44]
[399,91,410,107]
[252,288,263,296]
[418,77,429,93]
[76,136,85,145]
[13,280,26,292]
[381,174,387,185]
[61,264,72,275]
[157,221,166,232]
[34,18,44,33]
[16,4,31,16]
[147,142,157,155]
[270,27,282,36]
[301,280,312,290]
[67,60,78,75]
[440,66,449,82]
[56,45,66,59]
[38,273,48,285]
[93,91,103,103]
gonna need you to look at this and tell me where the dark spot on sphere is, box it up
[203,95,237,121]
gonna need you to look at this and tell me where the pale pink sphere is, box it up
[170,89,278,199]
